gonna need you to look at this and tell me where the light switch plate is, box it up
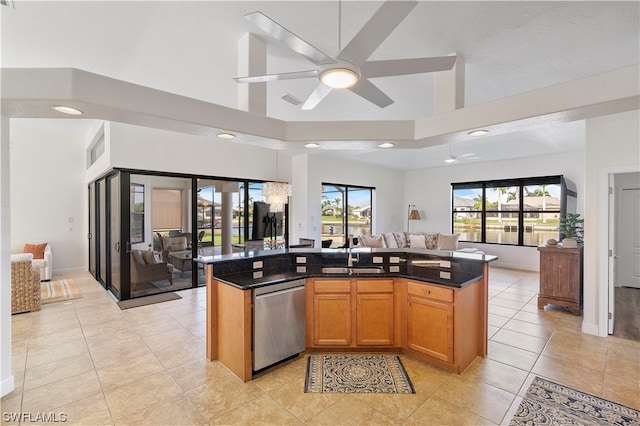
[253,271,263,279]
[439,260,451,268]
[253,261,263,269]
[296,257,307,264]
[390,256,400,263]
[440,271,451,279]
[390,266,400,273]
[373,256,383,264]
[296,266,306,273]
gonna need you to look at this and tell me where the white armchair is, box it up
[15,243,52,281]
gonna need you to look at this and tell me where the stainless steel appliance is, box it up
[253,279,306,371]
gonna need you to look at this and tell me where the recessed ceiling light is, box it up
[445,156,457,163]
[52,105,83,115]
[468,129,489,137]
[217,132,235,139]
[305,143,320,148]
[378,142,394,148]
[320,68,359,89]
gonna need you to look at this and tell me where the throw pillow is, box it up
[23,243,47,260]
[132,250,145,265]
[360,234,385,248]
[438,233,460,250]
[382,233,398,248]
[393,232,408,248]
[142,250,157,264]
[409,234,427,249]
[424,233,438,249]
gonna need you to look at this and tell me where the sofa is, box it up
[357,231,483,254]
[13,243,52,281]
[159,235,191,266]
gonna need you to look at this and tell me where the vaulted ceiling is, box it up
[1,1,638,169]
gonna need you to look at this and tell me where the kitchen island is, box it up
[198,247,497,382]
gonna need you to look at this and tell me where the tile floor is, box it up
[2,267,639,425]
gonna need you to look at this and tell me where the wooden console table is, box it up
[537,245,583,315]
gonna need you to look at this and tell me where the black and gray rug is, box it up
[510,376,640,425]
[304,354,415,394]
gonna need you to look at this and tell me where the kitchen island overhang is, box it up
[198,247,497,382]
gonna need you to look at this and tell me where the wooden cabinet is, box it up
[356,280,395,346]
[307,278,395,348]
[312,279,352,346]
[406,282,454,362]
[538,245,583,315]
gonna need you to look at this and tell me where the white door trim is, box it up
[598,164,640,337]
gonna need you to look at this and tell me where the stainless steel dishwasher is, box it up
[253,279,306,371]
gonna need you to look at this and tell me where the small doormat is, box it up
[510,376,640,425]
[117,292,181,310]
[41,278,82,304]
[304,354,415,394]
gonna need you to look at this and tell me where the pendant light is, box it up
[262,149,291,212]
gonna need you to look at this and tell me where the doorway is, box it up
[608,171,640,339]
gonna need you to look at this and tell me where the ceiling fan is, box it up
[234,1,457,110]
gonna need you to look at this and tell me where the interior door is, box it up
[617,187,640,288]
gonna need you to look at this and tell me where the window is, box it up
[152,188,182,231]
[130,184,144,243]
[452,176,574,247]
[322,183,373,248]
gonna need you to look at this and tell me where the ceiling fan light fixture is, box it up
[468,129,490,137]
[320,68,358,89]
[445,156,457,163]
[52,105,83,115]
[217,132,236,139]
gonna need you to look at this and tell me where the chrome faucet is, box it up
[347,234,359,267]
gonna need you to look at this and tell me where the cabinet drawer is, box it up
[314,279,351,293]
[356,279,394,293]
[407,281,453,303]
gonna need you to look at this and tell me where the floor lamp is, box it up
[407,204,421,232]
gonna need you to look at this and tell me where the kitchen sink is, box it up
[321,266,385,275]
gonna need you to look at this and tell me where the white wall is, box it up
[404,150,586,270]
[1,115,15,397]
[9,119,93,274]
[108,122,285,182]
[583,110,640,336]
[294,154,405,244]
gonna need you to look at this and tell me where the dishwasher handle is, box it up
[254,285,304,300]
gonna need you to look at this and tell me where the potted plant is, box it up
[559,213,583,248]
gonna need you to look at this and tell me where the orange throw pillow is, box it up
[23,243,47,260]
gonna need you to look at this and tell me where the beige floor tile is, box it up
[24,352,95,390]
[487,341,540,372]
[488,313,509,328]
[27,327,85,350]
[490,297,528,310]
[152,338,206,370]
[502,318,554,339]
[131,317,183,338]
[461,357,529,395]
[212,392,303,425]
[103,371,182,419]
[21,370,103,414]
[488,305,519,319]
[185,373,264,420]
[399,356,453,394]
[25,338,89,368]
[404,395,496,425]
[113,394,208,426]
[89,338,153,369]
[500,396,523,426]
[491,329,548,354]
[306,396,395,425]
[603,373,640,410]
[142,328,200,353]
[531,355,604,396]
[167,357,231,393]
[55,393,113,426]
[433,376,514,424]
[95,351,166,391]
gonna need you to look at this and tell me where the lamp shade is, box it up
[408,207,421,221]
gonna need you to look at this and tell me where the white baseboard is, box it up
[491,261,539,272]
[581,321,601,337]
[1,375,15,398]
[52,266,86,275]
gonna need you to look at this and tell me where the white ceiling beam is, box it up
[237,33,267,116]
[434,53,465,113]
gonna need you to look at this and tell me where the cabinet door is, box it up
[313,294,352,346]
[540,252,578,300]
[407,295,453,362]
[356,293,394,346]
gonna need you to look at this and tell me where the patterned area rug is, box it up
[510,376,640,425]
[304,354,415,394]
[41,278,82,304]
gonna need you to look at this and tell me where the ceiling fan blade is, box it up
[234,70,318,84]
[245,12,336,66]
[349,78,394,108]
[301,84,333,110]
[337,1,418,66]
[361,56,457,78]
